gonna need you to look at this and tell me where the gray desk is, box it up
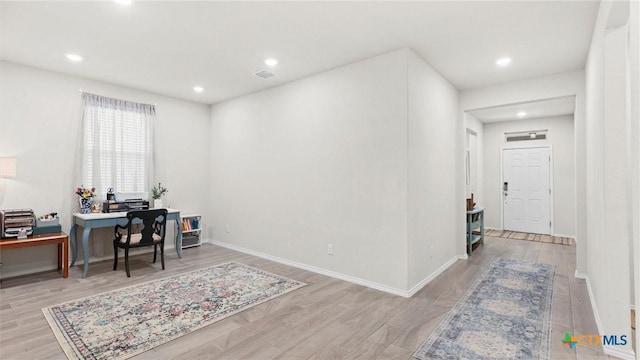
[466,207,485,255]
[70,209,182,278]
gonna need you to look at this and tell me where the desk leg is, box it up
[70,224,77,266]
[81,227,91,278]
[175,220,183,259]
[63,236,69,278]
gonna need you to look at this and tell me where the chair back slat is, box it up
[123,209,168,245]
[114,208,168,277]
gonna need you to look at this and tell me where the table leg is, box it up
[57,243,62,270]
[466,216,472,255]
[480,212,485,246]
[70,224,77,266]
[175,220,183,259]
[63,236,69,278]
[81,227,91,278]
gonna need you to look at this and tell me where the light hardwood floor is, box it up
[0,236,610,359]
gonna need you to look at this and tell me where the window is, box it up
[81,93,155,200]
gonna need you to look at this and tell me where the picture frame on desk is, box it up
[91,203,101,213]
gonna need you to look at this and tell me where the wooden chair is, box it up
[113,209,167,277]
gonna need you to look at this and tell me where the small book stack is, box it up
[181,218,199,231]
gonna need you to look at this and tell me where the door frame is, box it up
[500,144,554,235]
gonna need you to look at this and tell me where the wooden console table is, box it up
[466,207,485,255]
[0,232,69,278]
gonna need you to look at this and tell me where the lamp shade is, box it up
[0,157,17,178]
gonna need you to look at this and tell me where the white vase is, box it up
[153,199,163,209]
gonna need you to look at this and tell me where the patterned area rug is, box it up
[413,258,555,360]
[42,262,306,360]
[485,229,575,246]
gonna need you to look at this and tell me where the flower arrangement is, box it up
[75,185,96,199]
[151,182,168,200]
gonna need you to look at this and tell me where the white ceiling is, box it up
[468,96,576,123]
[0,1,599,105]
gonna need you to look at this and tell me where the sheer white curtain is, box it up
[80,93,155,201]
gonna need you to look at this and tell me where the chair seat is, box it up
[122,232,161,245]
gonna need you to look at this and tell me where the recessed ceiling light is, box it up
[113,0,133,5]
[517,111,527,117]
[496,57,512,66]
[193,86,204,93]
[264,58,279,67]
[65,53,83,62]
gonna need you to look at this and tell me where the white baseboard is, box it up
[210,240,408,297]
[575,272,636,360]
[406,255,459,297]
[582,274,605,339]
[458,253,469,260]
[603,347,636,360]
[0,264,63,279]
[209,240,459,298]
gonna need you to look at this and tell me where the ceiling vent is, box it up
[254,69,276,79]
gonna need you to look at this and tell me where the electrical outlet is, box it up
[327,243,334,255]
[225,225,230,234]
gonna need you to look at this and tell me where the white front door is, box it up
[502,147,551,234]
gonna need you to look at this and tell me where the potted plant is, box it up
[151,182,168,208]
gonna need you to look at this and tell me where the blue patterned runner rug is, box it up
[413,257,555,360]
[42,262,306,360]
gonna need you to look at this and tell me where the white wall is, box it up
[209,49,409,291]
[0,61,211,278]
[601,24,632,352]
[482,116,575,237]
[630,0,640,348]
[406,50,460,289]
[209,49,460,293]
[583,0,635,356]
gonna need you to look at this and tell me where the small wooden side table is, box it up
[466,207,485,255]
[0,232,69,278]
